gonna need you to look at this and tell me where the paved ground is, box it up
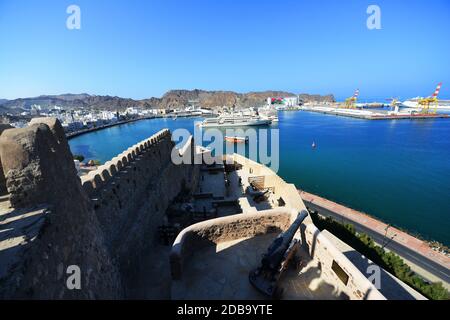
[196,165,275,215]
[299,190,450,288]
[171,233,347,300]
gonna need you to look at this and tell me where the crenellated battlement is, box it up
[0,118,123,299]
[72,127,201,288]
[0,118,200,299]
[80,129,171,197]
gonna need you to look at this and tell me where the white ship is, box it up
[198,113,271,128]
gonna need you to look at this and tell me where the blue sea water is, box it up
[69,112,450,245]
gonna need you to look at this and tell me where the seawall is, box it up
[66,115,158,139]
[299,190,450,287]
[79,128,200,293]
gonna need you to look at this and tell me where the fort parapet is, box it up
[0,117,388,300]
[170,154,386,300]
[0,118,200,299]
[0,118,121,298]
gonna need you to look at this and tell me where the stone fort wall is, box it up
[170,208,293,280]
[79,129,200,290]
[0,118,121,298]
[0,118,199,298]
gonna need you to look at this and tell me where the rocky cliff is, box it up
[299,93,335,103]
[0,118,122,298]
[0,94,145,113]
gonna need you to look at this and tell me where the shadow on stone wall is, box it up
[0,118,200,299]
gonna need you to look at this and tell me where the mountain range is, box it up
[0,90,335,114]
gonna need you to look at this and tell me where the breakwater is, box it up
[299,190,450,286]
[69,112,450,246]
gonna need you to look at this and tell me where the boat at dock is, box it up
[224,136,249,143]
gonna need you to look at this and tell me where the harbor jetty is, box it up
[66,115,159,139]
[300,106,450,120]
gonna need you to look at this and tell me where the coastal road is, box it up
[301,195,450,286]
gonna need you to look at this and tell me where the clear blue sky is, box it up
[0,0,449,101]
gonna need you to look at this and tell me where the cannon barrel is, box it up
[261,210,309,271]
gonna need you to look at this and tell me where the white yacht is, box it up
[198,113,271,128]
[401,98,450,110]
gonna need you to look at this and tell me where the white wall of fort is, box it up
[0,119,200,298]
[171,153,385,300]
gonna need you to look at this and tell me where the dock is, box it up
[300,106,450,120]
[66,115,160,139]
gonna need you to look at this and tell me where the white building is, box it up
[30,104,42,116]
[284,96,299,106]
[62,121,84,132]
[267,96,299,107]
[125,107,139,115]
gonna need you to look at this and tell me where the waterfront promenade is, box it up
[67,112,450,266]
[300,106,450,120]
[66,115,159,139]
[299,190,450,287]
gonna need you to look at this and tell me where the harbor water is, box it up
[69,112,450,245]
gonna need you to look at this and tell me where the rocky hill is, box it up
[148,90,305,110]
[299,93,335,103]
[0,90,335,114]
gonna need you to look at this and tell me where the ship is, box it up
[224,136,249,143]
[197,113,271,128]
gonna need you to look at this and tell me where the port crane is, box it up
[386,97,401,112]
[416,83,442,114]
[386,98,402,109]
[342,89,359,109]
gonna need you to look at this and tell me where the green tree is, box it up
[309,210,450,300]
[73,154,85,162]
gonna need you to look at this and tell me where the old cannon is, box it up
[249,210,309,298]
